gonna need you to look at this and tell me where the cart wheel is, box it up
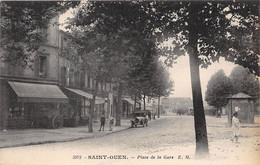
[52,114,63,129]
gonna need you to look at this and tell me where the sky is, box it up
[168,55,237,99]
[59,8,74,31]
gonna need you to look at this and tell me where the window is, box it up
[102,83,106,91]
[80,72,85,88]
[110,83,113,91]
[87,76,91,88]
[92,79,95,89]
[69,69,75,87]
[105,83,108,91]
[92,79,96,89]
[60,36,67,50]
[98,82,100,90]
[39,56,47,77]
[61,36,64,50]
[8,105,23,118]
[60,67,67,85]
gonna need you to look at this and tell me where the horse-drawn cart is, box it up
[37,107,63,129]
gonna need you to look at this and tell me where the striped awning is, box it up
[65,87,105,104]
[8,81,68,103]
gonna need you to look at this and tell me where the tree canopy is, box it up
[229,66,259,98]
[151,60,174,98]
[0,1,78,67]
[156,1,259,75]
[205,69,233,110]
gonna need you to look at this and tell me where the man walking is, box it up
[99,115,106,131]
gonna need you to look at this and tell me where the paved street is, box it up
[0,116,260,165]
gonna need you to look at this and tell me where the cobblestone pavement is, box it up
[0,116,259,165]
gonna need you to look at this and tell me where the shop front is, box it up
[7,81,68,129]
[63,87,105,125]
[122,98,134,118]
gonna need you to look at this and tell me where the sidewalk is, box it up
[206,115,260,128]
[0,119,131,149]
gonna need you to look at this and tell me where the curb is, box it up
[241,125,260,128]
[207,124,260,128]
[207,124,230,128]
[0,126,131,149]
[0,117,162,149]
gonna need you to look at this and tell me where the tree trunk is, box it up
[88,79,99,132]
[188,45,209,158]
[158,95,160,118]
[115,82,122,126]
[88,65,101,132]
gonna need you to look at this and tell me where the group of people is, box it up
[99,115,115,131]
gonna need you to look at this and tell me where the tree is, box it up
[66,1,160,126]
[153,1,259,158]
[205,69,233,117]
[61,28,113,132]
[127,52,158,111]
[151,60,174,118]
[65,1,259,158]
[0,1,78,67]
[229,66,259,98]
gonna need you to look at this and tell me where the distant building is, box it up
[162,97,193,115]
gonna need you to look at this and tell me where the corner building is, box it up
[0,17,68,129]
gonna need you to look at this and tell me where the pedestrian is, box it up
[231,112,240,143]
[148,111,151,120]
[99,115,106,131]
[109,115,114,131]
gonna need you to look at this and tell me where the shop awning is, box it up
[8,81,68,103]
[123,98,135,105]
[65,87,105,104]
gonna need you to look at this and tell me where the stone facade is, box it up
[0,16,62,129]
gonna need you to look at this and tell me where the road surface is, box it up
[0,116,259,165]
